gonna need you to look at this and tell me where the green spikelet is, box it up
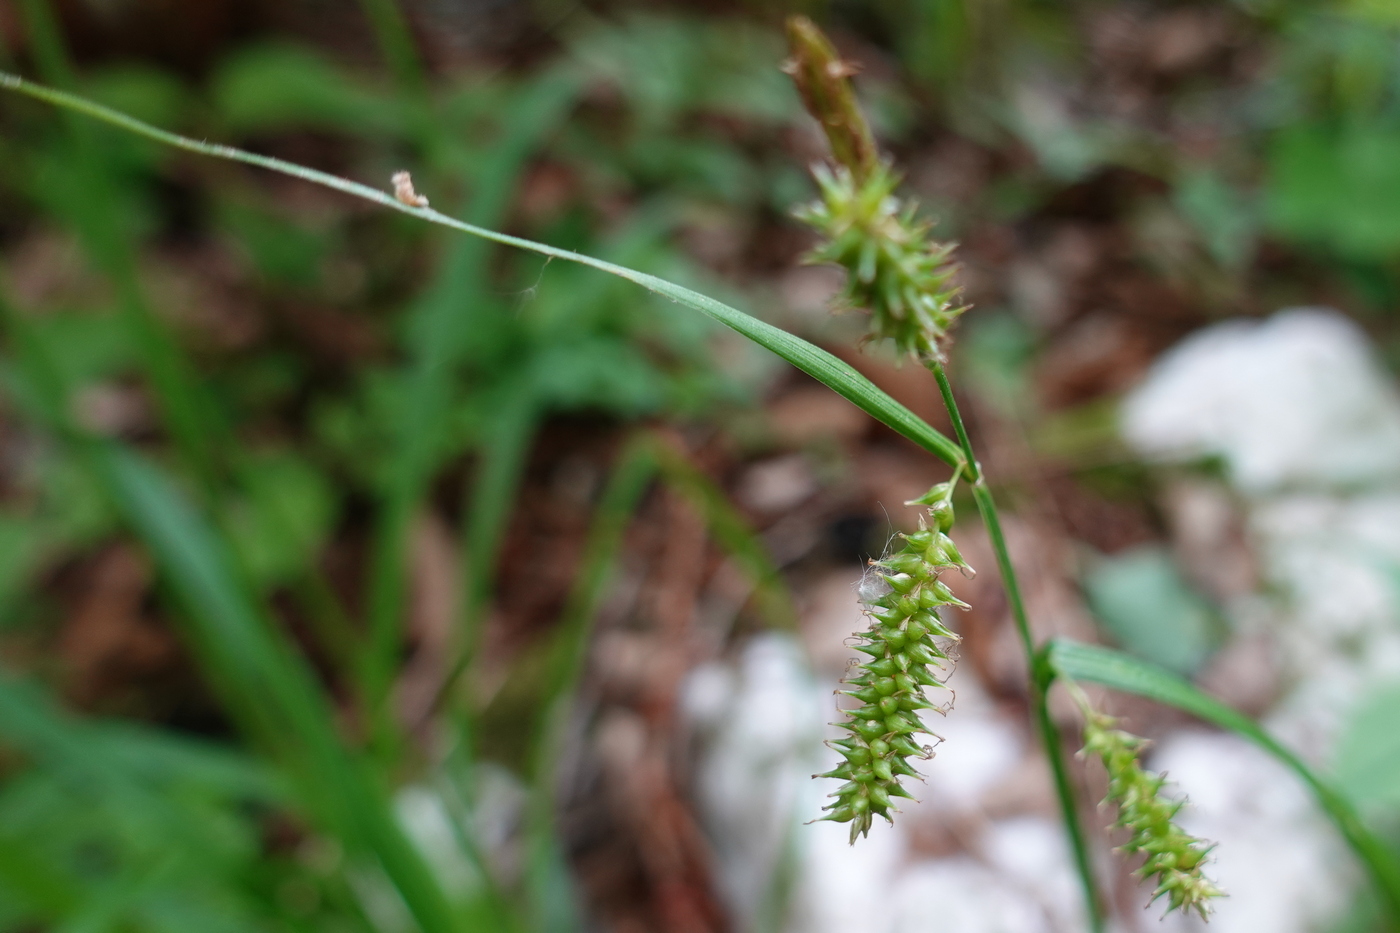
[816,482,973,843]
[784,15,966,362]
[795,163,966,362]
[1079,707,1225,919]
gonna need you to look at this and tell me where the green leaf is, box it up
[217,197,330,287]
[571,13,798,127]
[1174,169,1255,268]
[227,451,336,589]
[0,515,47,624]
[1081,545,1222,675]
[0,672,301,933]
[84,64,188,131]
[0,71,965,471]
[1266,124,1400,260]
[84,443,461,933]
[211,43,400,136]
[1044,639,1400,921]
[1336,681,1400,814]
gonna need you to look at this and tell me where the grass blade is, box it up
[1044,638,1400,922]
[0,71,964,470]
[523,437,658,933]
[362,70,579,718]
[458,389,541,672]
[15,2,226,496]
[0,290,465,933]
[90,443,464,933]
[652,441,797,631]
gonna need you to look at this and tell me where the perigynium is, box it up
[785,16,966,365]
[785,17,1226,922]
[816,481,973,842]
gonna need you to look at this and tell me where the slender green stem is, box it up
[927,360,1106,933]
[929,359,980,484]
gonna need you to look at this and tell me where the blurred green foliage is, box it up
[4,0,1400,929]
[1081,545,1223,676]
[1337,681,1400,818]
[0,3,802,929]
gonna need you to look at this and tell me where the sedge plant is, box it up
[6,14,1400,929]
[783,17,1209,923]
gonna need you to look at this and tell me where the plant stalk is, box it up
[927,359,1106,933]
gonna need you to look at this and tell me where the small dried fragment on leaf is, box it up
[392,171,429,208]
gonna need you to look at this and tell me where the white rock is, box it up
[788,814,908,933]
[684,634,830,930]
[1144,731,1356,933]
[982,816,1087,932]
[888,857,1050,933]
[906,674,1025,815]
[1121,309,1400,493]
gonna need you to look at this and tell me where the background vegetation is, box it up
[2,0,1399,930]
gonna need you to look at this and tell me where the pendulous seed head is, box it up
[1079,706,1225,919]
[815,482,972,843]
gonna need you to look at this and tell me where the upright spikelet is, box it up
[795,163,965,362]
[785,15,966,362]
[816,482,973,843]
[1079,706,1224,919]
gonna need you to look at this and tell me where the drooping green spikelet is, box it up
[816,482,973,843]
[1080,708,1225,919]
[795,163,966,362]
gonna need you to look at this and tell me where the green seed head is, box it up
[784,15,967,362]
[817,499,971,843]
[796,164,966,362]
[1079,709,1225,919]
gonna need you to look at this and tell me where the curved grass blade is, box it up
[0,71,964,470]
[91,443,465,933]
[1044,638,1400,923]
[651,440,797,632]
[0,290,465,933]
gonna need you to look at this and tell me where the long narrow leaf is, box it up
[0,71,964,470]
[90,443,464,933]
[1044,638,1400,921]
[652,441,797,631]
[0,286,464,933]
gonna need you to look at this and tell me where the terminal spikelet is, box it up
[816,482,972,843]
[1079,707,1225,919]
[784,15,967,363]
[796,163,966,362]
